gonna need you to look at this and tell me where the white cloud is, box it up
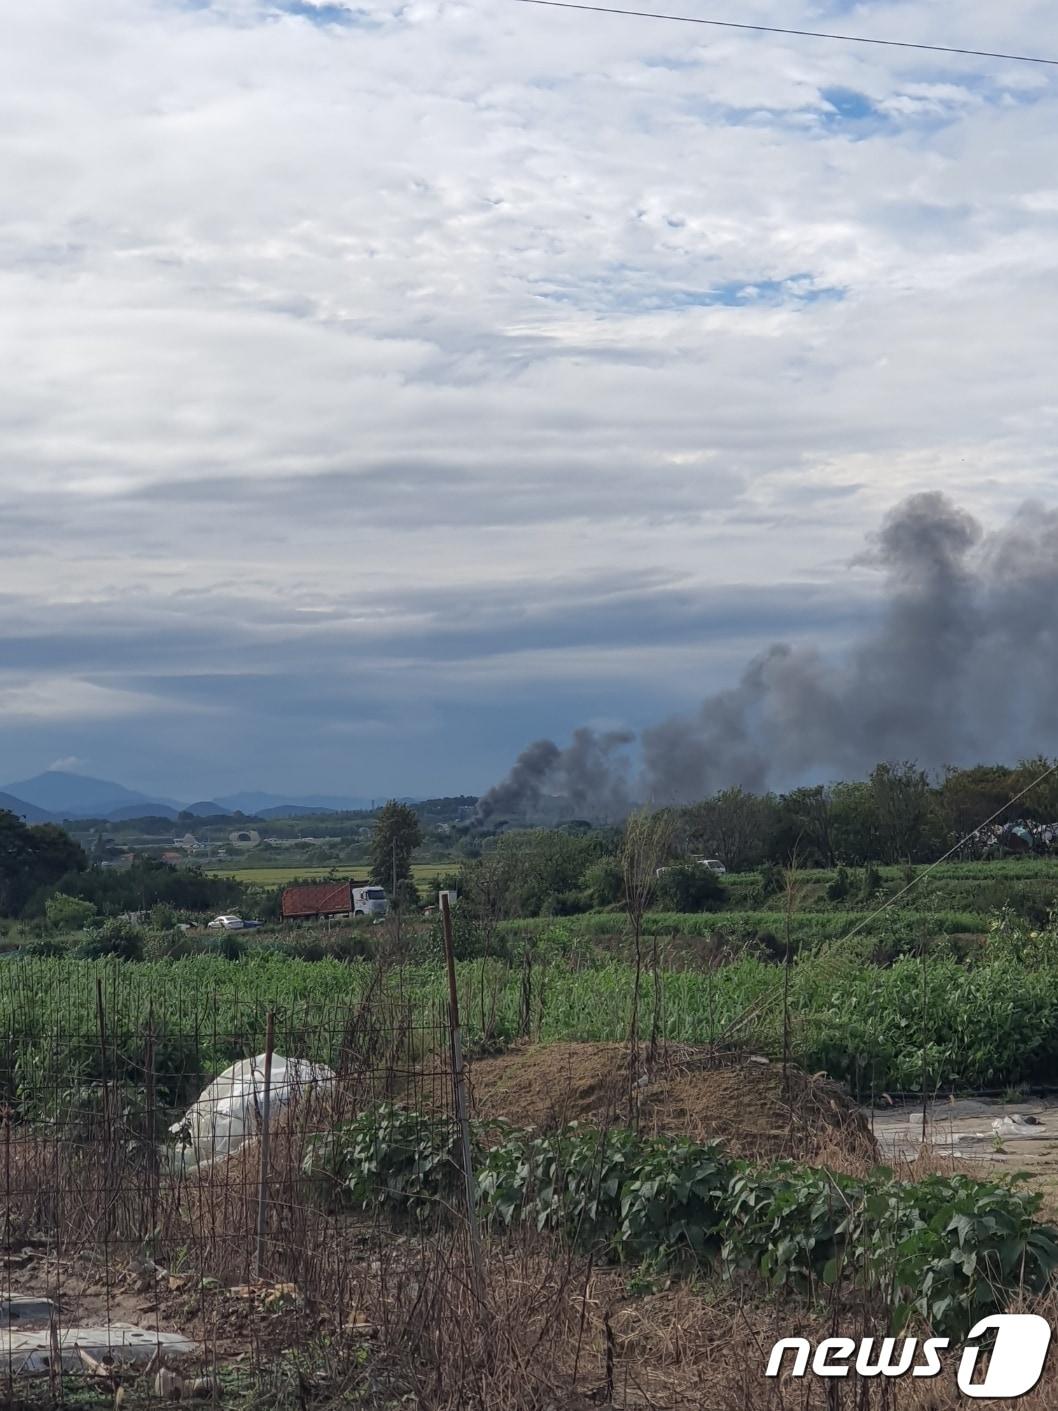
[48,755,88,772]
[2,0,1058,787]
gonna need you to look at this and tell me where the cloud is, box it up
[2,0,1058,792]
[48,755,88,772]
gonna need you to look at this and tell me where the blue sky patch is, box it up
[274,0,356,25]
[820,86,881,123]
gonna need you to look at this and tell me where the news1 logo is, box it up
[766,1315,1052,1399]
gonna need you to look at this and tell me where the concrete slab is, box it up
[0,1296,55,1326]
[0,1324,196,1376]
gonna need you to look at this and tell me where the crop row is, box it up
[499,908,988,945]
[7,951,1058,1098]
[304,1103,1058,1340]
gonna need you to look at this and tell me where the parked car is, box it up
[696,858,727,874]
[207,915,246,930]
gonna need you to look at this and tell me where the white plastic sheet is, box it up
[170,1053,336,1167]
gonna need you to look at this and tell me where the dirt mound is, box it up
[466,1043,875,1163]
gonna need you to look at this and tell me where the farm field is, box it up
[205,861,453,885]
[7,947,1058,1098]
[7,853,1058,1406]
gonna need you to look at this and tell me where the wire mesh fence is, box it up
[0,965,472,1402]
[0,947,909,1409]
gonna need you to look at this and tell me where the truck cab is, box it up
[352,886,389,917]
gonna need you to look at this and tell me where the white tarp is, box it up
[170,1053,336,1167]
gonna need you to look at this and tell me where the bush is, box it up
[825,866,850,902]
[541,890,592,917]
[860,862,882,901]
[148,903,177,932]
[756,862,784,903]
[654,865,726,913]
[44,894,97,932]
[74,917,145,961]
[582,857,624,908]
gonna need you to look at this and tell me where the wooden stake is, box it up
[254,1012,276,1280]
[440,893,485,1303]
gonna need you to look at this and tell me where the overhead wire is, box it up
[719,756,1058,1042]
[510,0,1058,70]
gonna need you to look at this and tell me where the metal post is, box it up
[254,1012,276,1280]
[440,893,485,1303]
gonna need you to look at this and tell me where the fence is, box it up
[0,942,945,1410]
[0,965,481,1404]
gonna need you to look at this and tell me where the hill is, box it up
[0,792,56,824]
[3,771,173,820]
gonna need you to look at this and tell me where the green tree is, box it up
[0,812,87,917]
[682,788,777,871]
[582,855,624,907]
[870,762,943,862]
[830,781,882,865]
[369,801,422,888]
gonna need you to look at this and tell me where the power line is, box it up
[829,756,1058,952]
[719,755,1058,1040]
[510,0,1058,69]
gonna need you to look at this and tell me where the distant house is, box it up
[102,852,136,872]
[175,833,202,853]
[229,829,261,848]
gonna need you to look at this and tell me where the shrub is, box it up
[825,866,850,902]
[45,894,97,932]
[654,865,726,913]
[148,903,177,932]
[582,857,624,908]
[74,917,145,961]
[859,862,882,901]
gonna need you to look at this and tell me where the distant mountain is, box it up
[181,801,228,818]
[0,791,56,824]
[215,791,378,814]
[2,771,174,820]
[107,804,180,822]
[258,804,339,819]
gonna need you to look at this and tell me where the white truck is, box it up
[352,885,389,917]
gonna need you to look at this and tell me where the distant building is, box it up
[160,850,184,865]
[175,833,202,852]
[229,829,261,848]
[102,852,136,871]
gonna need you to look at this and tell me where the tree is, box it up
[582,855,624,907]
[369,801,422,888]
[0,812,87,917]
[829,781,882,865]
[870,762,943,862]
[682,788,777,871]
[775,786,836,866]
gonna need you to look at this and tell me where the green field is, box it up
[5,947,1058,1099]
[206,862,453,886]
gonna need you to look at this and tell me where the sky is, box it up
[2,0,1058,800]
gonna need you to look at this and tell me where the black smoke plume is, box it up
[476,493,1058,822]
